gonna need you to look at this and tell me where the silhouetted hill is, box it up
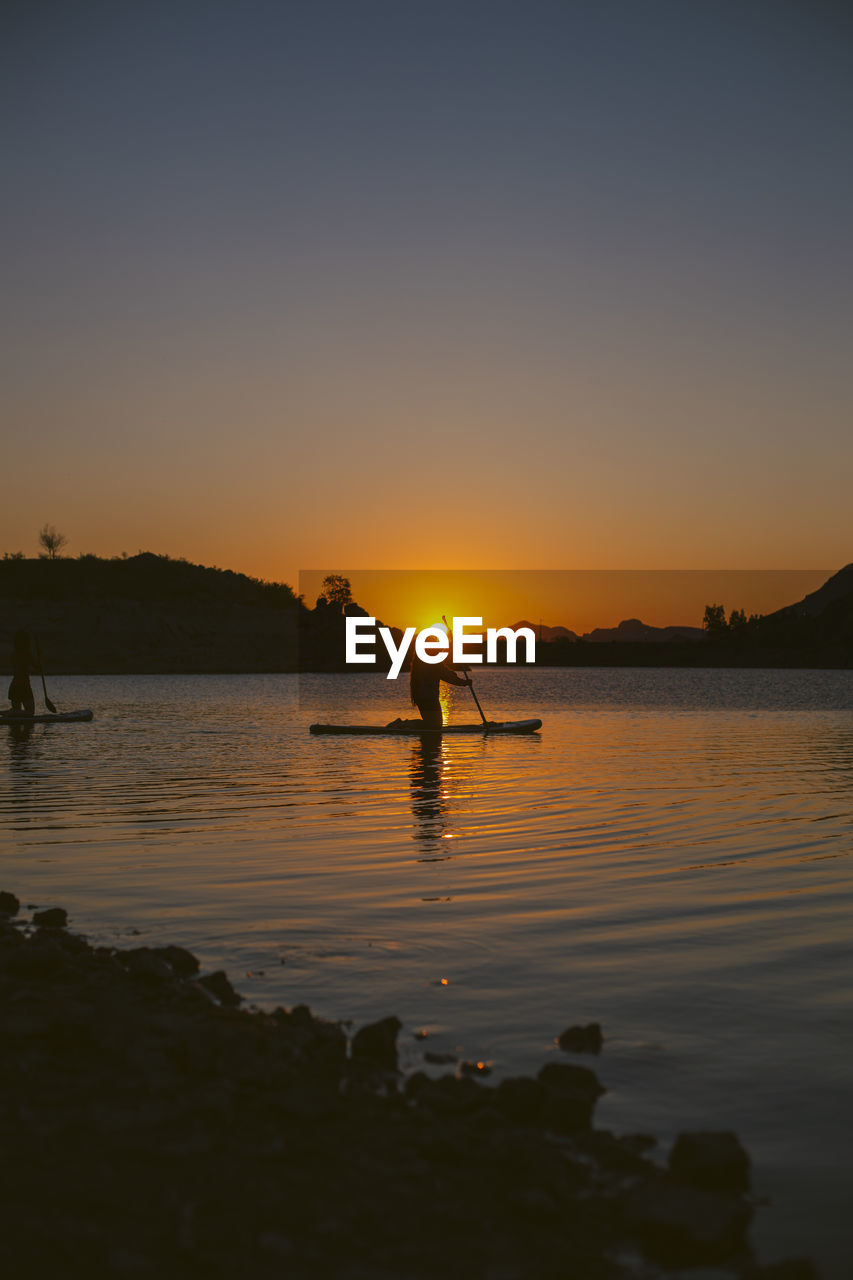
[535,566,853,668]
[1,554,303,673]
[767,563,853,619]
[513,620,579,642]
[582,618,704,644]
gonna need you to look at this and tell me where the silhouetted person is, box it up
[409,622,470,728]
[8,630,36,716]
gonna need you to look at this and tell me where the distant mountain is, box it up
[513,620,579,643]
[767,564,853,618]
[582,618,705,644]
[512,617,704,645]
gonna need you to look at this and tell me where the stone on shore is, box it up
[558,1021,604,1054]
[626,1178,752,1264]
[32,906,68,929]
[0,890,20,916]
[351,1014,402,1069]
[537,1060,605,1132]
[0,899,816,1279]
[668,1129,751,1192]
[198,969,242,1006]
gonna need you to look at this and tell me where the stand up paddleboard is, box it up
[310,719,541,736]
[1,709,94,724]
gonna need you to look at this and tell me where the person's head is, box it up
[13,630,31,655]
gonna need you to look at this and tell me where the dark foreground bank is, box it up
[0,895,816,1280]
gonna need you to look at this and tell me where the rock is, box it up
[626,1179,752,1264]
[576,1129,654,1175]
[0,890,20,916]
[496,1076,545,1124]
[537,1061,605,1132]
[557,1021,603,1054]
[669,1130,751,1192]
[0,923,25,950]
[153,944,199,978]
[406,1073,488,1117]
[351,1015,402,1070]
[6,936,69,977]
[424,1051,457,1065]
[118,948,173,981]
[295,1017,348,1078]
[32,907,68,929]
[198,970,242,1006]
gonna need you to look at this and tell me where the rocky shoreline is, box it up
[0,893,816,1279]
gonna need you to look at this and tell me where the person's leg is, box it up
[8,678,33,715]
[415,697,442,729]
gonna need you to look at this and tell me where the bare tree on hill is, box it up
[38,524,68,559]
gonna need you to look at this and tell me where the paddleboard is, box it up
[1,709,94,724]
[310,718,541,736]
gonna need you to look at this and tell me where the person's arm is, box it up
[439,665,470,687]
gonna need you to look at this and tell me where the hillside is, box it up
[0,554,302,673]
[767,563,853,619]
[3,556,851,674]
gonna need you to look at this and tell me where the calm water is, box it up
[2,668,852,1275]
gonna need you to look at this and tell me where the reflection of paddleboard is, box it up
[310,719,542,736]
[1,709,94,723]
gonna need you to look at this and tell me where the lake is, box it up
[2,668,852,1275]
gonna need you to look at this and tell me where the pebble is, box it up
[32,907,68,929]
[351,1015,402,1069]
[557,1021,603,1054]
[0,890,20,916]
[669,1131,751,1193]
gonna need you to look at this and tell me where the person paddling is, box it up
[409,620,471,729]
[8,630,37,716]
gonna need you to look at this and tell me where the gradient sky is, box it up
[3,1,851,591]
[299,568,832,632]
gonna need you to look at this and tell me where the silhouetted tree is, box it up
[317,574,353,611]
[703,603,728,636]
[38,524,68,559]
[728,608,748,634]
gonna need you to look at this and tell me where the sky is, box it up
[2,1,851,618]
[299,568,831,632]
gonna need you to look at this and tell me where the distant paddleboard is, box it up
[310,719,541,736]
[1,709,94,724]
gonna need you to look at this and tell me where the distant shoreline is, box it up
[29,658,853,676]
[4,555,851,675]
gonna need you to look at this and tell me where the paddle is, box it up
[34,637,57,714]
[466,675,491,729]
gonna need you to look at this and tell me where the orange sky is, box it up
[299,569,832,634]
[2,7,851,589]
